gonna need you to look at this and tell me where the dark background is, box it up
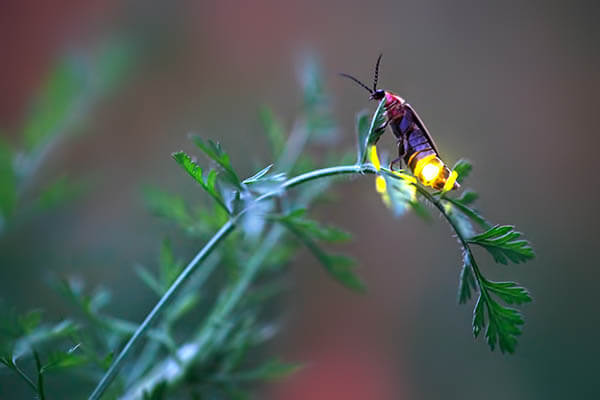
[1,1,599,398]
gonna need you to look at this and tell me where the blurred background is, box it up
[1,0,599,398]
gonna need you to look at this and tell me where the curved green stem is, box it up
[89,163,376,400]
[412,182,490,301]
[252,164,375,204]
[89,220,235,400]
[10,360,37,393]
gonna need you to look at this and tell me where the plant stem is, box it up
[88,220,235,400]
[10,360,38,393]
[33,350,45,400]
[120,225,286,399]
[125,255,221,387]
[89,163,376,400]
[413,183,490,300]
[254,164,373,203]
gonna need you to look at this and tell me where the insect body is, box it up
[341,55,458,191]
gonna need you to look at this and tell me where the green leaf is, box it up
[380,172,430,220]
[172,151,203,183]
[276,209,351,242]
[159,239,182,289]
[228,358,303,381]
[190,136,241,188]
[444,200,474,238]
[452,159,472,184]
[458,190,478,205]
[41,347,87,372]
[381,174,410,217]
[100,352,114,370]
[172,151,230,213]
[12,320,78,360]
[468,225,535,264]
[299,57,336,140]
[0,306,43,340]
[19,310,43,334]
[100,317,174,348]
[484,280,532,305]
[142,381,168,400]
[92,38,135,93]
[472,283,528,353]
[441,190,491,231]
[242,164,286,186]
[23,59,84,150]
[367,99,387,147]
[135,265,163,296]
[275,211,365,292]
[484,298,525,353]
[357,99,386,164]
[458,253,477,304]
[136,239,183,296]
[355,110,370,164]
[143,186,192,228]
[36,175,85,211]
[259,107,286,158]
[472,295,485,338]
[443,195,491,230]
[471,224,512,240]
[243,164,273,184]
[0,140,16,222]
[164,292,200,325]
[300,58,325,109]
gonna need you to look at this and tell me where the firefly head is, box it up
[339,53,385,101]
[370,89,385,101]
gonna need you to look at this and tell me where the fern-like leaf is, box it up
[274,210,364,292]
[458,253,478,304]
[468,225,535,264]
[191,136,241,188]
[172,151,229,213]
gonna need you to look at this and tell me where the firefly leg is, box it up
[378,119,391,131]
[378,113,402,132]
[389,158,402,171]
[389,139,405,171]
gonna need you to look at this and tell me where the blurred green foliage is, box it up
[0,37,134,235]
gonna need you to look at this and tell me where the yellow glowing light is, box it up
[392,170,417,184]
[421,162,441,182]
[413,154,436,178]
[375,175,387,193]
[442,170,459,192]
[369,145,381,171]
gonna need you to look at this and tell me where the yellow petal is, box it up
[442,170,459,192]
[369,145,381,171]
[375,175,387,193]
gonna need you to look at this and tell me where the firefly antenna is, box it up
[339,73,373,95]
[373,54,382,91]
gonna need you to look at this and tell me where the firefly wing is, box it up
[404,103,441,156]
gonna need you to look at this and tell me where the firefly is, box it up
[341,55,458,191]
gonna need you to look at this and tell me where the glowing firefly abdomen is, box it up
[388,101,458,191]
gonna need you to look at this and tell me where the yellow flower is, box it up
[442,170,459,193]
[368,145,381,171]
[375,175,387,193]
